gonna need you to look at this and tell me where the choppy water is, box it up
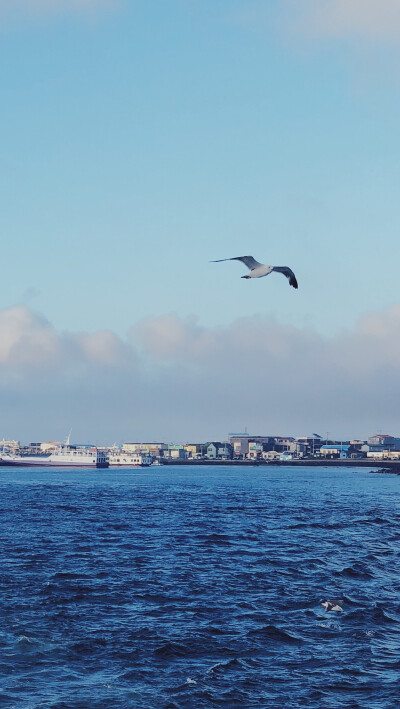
[1,465,400,708]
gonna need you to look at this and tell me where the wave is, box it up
[15,635,38,648]
[334,564,374,579]
[247,624,305,644]
[67,637,108,657]
[207,658,246,674]
[197,533,232,546]
[4,464,400,708]
[154,641,189,658]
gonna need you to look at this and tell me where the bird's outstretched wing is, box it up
[211,256,262,271]
[272,266,298,289]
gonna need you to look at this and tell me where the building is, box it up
[262,450,281,461]
[228,434,251,457]
[368,434,400,450]
[366,449,400,460]
[319,444,350,459]
[40,441,58,452]
[296,437,324,456]
[183,443,207,459]
[0,439,19,451]
[122,442,168,457]
[285,440,307,457]
[274,436,295,450]
[248,442,263,459]
[229,434,274,458]
[206,442,233,460]
[167,445,187,459]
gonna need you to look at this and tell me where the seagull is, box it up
[321,599,343,612]
[211,256,298,289]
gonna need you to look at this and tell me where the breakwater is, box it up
[161,458,400,471]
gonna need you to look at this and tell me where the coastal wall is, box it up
[160,458,400,471]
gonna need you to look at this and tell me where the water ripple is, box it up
[1,465,400,707]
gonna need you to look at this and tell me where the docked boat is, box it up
[0,438,109,468]
[107,449,153,467]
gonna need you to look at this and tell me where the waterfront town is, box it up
[1,432,400,464]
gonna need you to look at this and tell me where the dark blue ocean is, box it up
[1,464,400,708]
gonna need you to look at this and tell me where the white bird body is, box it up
[321,600,343,612]
[240,263,274,278]
[212,255,298,289]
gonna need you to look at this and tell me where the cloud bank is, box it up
[1,304,400,443]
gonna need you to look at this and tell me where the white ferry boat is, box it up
[107,449,153,467]
[0,437,108,468]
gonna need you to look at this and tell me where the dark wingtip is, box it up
[291,278,298,289]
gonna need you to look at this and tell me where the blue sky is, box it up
[1,0,400,442]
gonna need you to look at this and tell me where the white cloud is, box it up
[235,0,400,46]
[0,305,133,374]
[128,307,400,440]
[73,330,134,368]
[285,0,400,43]
[0,306,62,367]
[1,304,400,442]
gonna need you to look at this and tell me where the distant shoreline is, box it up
[160,458,400,471]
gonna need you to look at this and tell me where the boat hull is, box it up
[0,453,109,468]
[108,463,151,467]
[0,459,108,467]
